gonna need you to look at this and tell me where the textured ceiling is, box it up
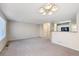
[0,3,79,24]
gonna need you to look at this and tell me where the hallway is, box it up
[0,37,79,56]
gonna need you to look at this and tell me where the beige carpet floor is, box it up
[0,37,79,56]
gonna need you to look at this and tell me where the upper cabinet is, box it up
[54,20,77,32]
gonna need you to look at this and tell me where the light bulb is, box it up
[44,4,52,9]
[42,12,46,15]
[52,6,58,11]
[39,8,44,13]
[48,11,53,15]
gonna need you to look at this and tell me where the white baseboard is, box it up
[8,36,41,42]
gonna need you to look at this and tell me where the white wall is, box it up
[40,24,44,37]
[7,21,40,41]
[77,12,79,32]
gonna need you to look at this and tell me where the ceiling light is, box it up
[39,3,58,15]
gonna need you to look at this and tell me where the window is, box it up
[0,17,6,41]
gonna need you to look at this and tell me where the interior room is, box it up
[0,3,79,56]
